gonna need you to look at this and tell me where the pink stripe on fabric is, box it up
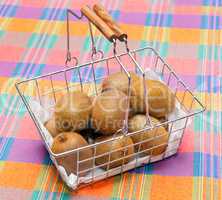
[167,57,198,75]
[70,0,95,10]
[16,114,40,141]
[0,46,25,62]
[121,0,149,12]
[20,0,47,8]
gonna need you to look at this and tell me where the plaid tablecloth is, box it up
[0,0,221,199]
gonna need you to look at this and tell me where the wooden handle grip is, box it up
[93,3,127,41]
[81,6,116,42]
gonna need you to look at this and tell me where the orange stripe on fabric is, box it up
[74,177,114,197]
[6,18,38,33]
[150,175,193,200]
[2,18,221,45]
[0,161,41,190]
[170,28,201,44]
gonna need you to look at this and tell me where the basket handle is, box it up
[93,3,127,41]
[81,5,116,42]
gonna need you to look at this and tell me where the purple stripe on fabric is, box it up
[119,12,147,25]
[174,0,202,6]
[41,64,67,75]
[0,61,197,91]
[2,5,205,29]
[152,152,193,176]
[7,138,48,164]
[0,61,16,76]
[15,6,42,18]
[170,73,197,90]
[173,15,201,28]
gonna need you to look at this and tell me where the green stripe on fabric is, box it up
[83,36,91,52]
[34,165,50,191]
[1,95,26,117]
[123,173,133,199]
[44,192,50,200]
[52,192,59,200]
[198,45,206,60]
[31,191,41,200]
[112,175,124,198]
[0,161,5,171]
[213,111,218,133]
[45,34,58,49]
[140,174,152,200]
[103,40,111,54]
[27,33,39,48]
[0,94,8,114]
[206,111,211,133]
[59,192,70,200]
[27,34,58,49]
[0,30,4,38]
[206,178,211,200]
[3,95,14,115]
[131,173,141,199]
[194,113,204,132]
[159,42,169,58]
[192,177,202,200]
[198,45,219,61]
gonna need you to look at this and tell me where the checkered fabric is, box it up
[0,0,221,199]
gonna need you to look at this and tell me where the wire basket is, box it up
[15,5,205,190]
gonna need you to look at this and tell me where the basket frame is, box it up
[15,8,205,190]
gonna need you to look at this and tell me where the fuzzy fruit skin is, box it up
[101,71,140,94]
[44,116,59,137]
[51,132,93,176]
[54,91,92,132]
[92,89,128,135]
[95,135,134,170]
[128,115,169,156]
[102,71,175,118]
[130,79,175,118]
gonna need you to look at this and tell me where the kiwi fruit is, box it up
[54,91,92,132]
[44,115,59,137]
[128,114,169,156]
[101,71,140,94]
[131,79,175,118]
[91,89,128,135]
[51,132,93,176]
[102,72,175,118]
[95,135,134,170]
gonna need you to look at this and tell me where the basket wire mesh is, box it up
[15,7,205,190]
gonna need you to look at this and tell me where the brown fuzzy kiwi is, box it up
[131,79,175,118]
[101,72,175,118]
[44,116,59,137]
[95,135,134,170]
[101,71,140,94]
[54,91,92,132]
[92,89,128,135]
[51,132,93,176]
[128,114,169,156]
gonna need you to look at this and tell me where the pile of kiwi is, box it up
[45,72,175,176]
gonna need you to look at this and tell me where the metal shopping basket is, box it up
[15,4,205,190]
